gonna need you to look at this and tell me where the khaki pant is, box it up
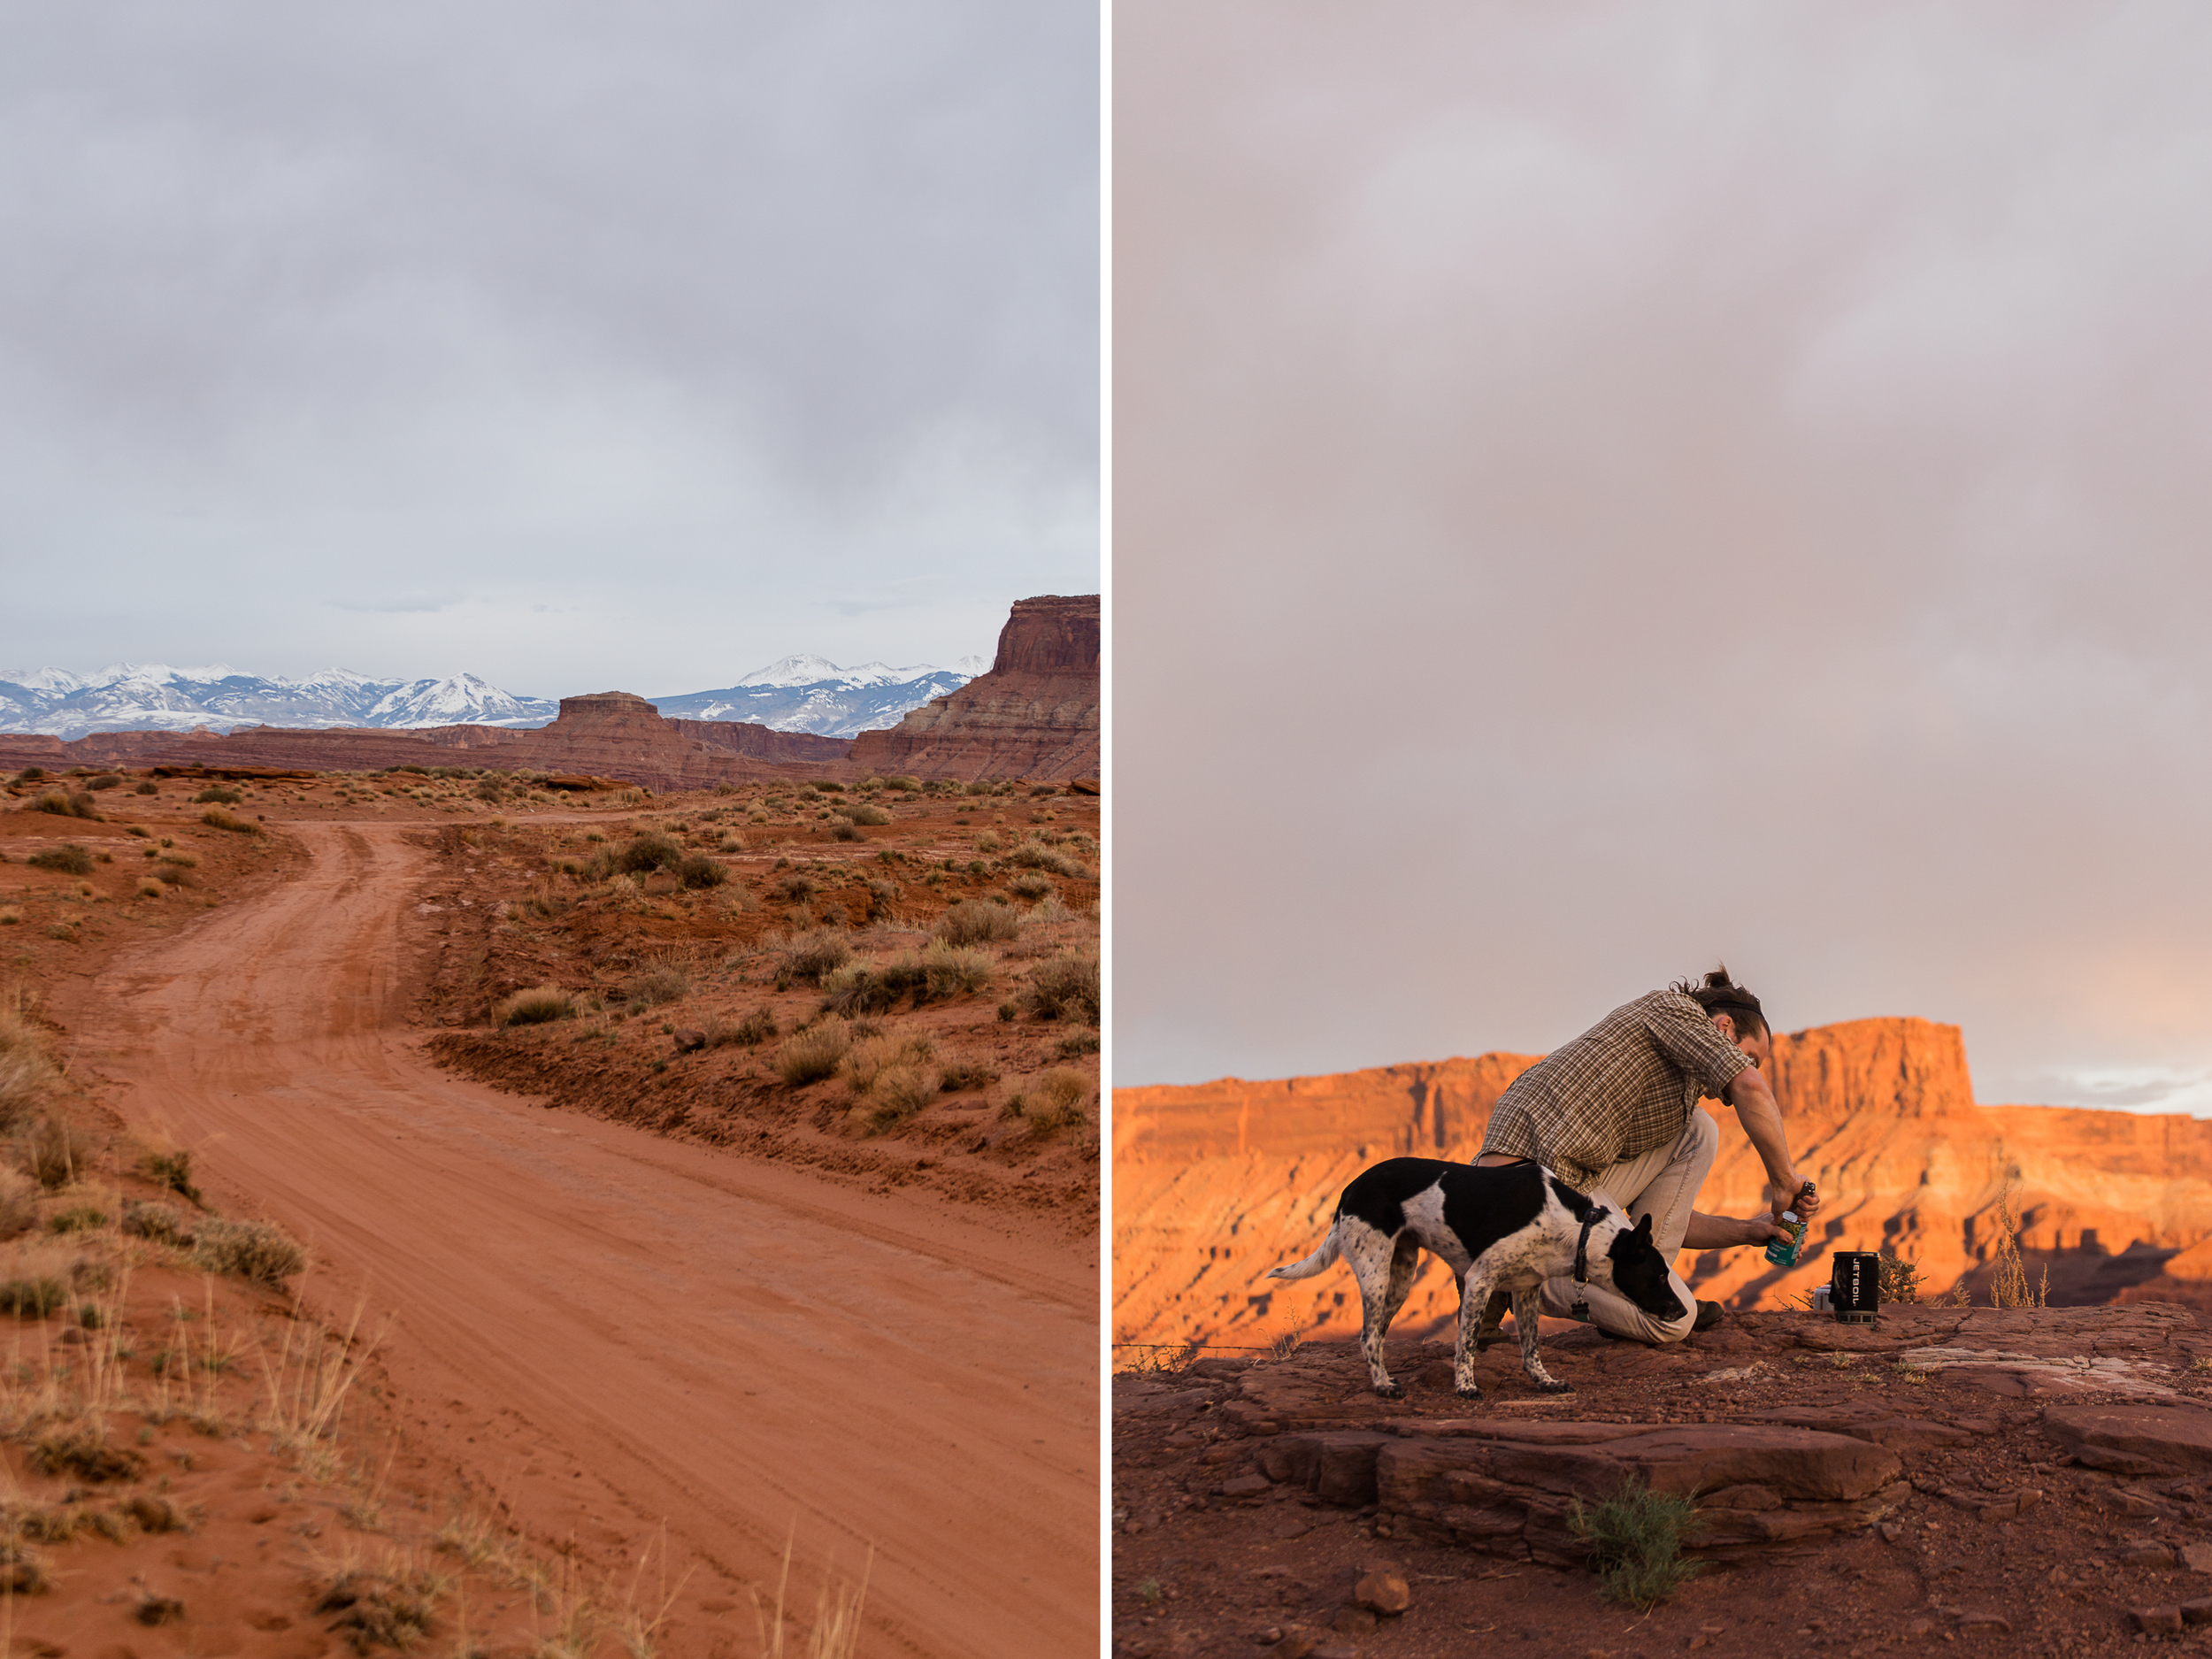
[1535,1109,1716,1344]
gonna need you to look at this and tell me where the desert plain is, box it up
[0,756,1100,1659]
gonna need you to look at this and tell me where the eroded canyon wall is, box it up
[1113,1016,2212,1349]
[848,595,1099,780]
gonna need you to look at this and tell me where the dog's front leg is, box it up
[1452,1263,1491,1401]
[1513,1285,1572,1394]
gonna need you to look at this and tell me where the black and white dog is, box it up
[1266,1157,1686,1400]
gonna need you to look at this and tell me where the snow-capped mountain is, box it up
[0,651,986,741]
[0,666,557,740]
[653,656,984,739]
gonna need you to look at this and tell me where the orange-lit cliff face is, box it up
[1112,1017,2212,1350]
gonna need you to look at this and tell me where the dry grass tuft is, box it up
[1022,952,1100,1025]
[494,987,577,1028]
[934,901,1018,948]
[200,807,264,836]
[0,997,60,1129]
[772,1025,851,1087]
[192,1217,309,1286]
[1983,1180,2048,1309]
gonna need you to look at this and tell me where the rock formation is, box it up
[1113,1017,2212,1349]
[848,595,1099,780]
[0,692,849,792]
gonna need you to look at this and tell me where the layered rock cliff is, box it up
[1113,1017,2212,1350]
[847,595,1099,780]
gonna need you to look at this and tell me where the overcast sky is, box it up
[0,1,1096,693]
[1116,3,2212,1117]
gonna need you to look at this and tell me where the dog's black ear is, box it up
[1632,1214,1654,1239]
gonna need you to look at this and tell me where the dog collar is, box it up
[1570,1206,1608,1322]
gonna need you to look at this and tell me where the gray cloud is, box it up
[1115,3,2212,1114]
[0,0,1095,691]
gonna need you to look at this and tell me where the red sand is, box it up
[61,816,1099,1657]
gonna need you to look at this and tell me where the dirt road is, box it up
[71,818,1098,1658]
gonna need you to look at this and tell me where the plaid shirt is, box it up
[1479,990,1754,1192]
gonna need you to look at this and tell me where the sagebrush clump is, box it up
[493,987,575,1027]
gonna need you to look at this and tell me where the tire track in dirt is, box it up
[72,818,1097,1658]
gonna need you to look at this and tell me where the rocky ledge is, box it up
[1113,1304,2212,1657]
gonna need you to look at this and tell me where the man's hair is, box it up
[1673,964,1768,1041]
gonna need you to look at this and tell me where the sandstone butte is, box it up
[1113,1016,2212,1351]
[0,593,1100,789]
[849,593,1099,781]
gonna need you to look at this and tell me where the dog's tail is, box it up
[1267,1218,1342,1281]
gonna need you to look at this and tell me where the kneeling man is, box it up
[1474,967,1817,1344]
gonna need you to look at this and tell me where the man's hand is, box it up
[1767,1179,1820,1222]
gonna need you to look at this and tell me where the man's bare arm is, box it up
[1683,1210,1792,1250]
[1724,1065,1819,1219]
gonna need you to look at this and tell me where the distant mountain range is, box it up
[0,656,987,742]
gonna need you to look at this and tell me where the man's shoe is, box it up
[1694,1300,1724,1333]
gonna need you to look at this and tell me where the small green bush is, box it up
[938,1058,1000,1093]
[27,844,92,876]
[772,873,817,902]
[613,833,684,875]
[49,1205,108,1234]
[201,807,263,835]
[139,1148,204,1206]
[493,987,575,1027]
[86,774,121,792]
[1010,842,1091,879]
[1008,872,1054,901]
[192,786,241,805]
[1569,1482,1704,1609]
[133,780,157,795]
[1022,1069,1092,1133]
[727,1010,779,1047]
[674,853,726,889]
[812,780,846,793]
[29,791,97,819]
[844,803,892,826]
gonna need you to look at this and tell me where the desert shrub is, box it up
[844,1034,935,1096]
[976,831,1003,854]
[1570,1482,1704,1608]
[626,964,690,1010]
[315,1564,443,1652]
[1009,842,1091,879]
[817,962,899,1018]
[1007,872,1053,900]
[813,780,845,793]
[201,807,262,835]
[938,1057,1000,1093]
[727,1010,780,1047]
[133,780,157,795]
[920,941,994,998]
[86,774,120,791]
[49,1205,107,1234]
[29,791,96,818]
[32,1425,142,1481]
[0,910,15,926]
[12,769,42,782]
[772,1024,851,1087]
[613,832,684,874]
[864,878,896,920]
[772,873,817,902]
[844,803,892,826]
[24,1116,94,1188]
[122,1200,195,1247]
[192,786,241,805]
[1025,1069,1092,1133]
[152,863,196,887]
[1056,1031,1101,1058]
[935,900,1019,948]
[493,986,574,1027]
[865,1067,936,1132]
[134,877,164,900]
[1023,952,1101,1024]
[1877,1249,1921,1305]
[0,1004,59,1128]
[883,776,921,792]
[138,1147,204,1204]
[1030,783,1060,797]
[829,821,860,841]
[964,780,994,796]
[193,1217,307,1285]
[779,929,852,985]
[27,843,92,876]
[0,1278,65,1319]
